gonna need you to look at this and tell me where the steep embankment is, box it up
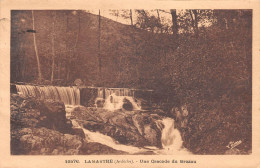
[11,11,172,87]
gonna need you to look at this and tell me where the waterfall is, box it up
[161,118,183,150]
[103,93,141,111]
[69,114,190,155]
[156,118,190,155]
[16,85,80,105]
[97,88,135,99]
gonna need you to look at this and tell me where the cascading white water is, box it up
[64,104,190,155]
[92,92,190,154]
[71,119,148,154]
[16,85,80,105]
[97,88,135,99]
[155,118,191,155]
[103,93,141,111]
[15,84,190,154]
[161,118,183,150]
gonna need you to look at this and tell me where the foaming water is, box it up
[66,107,190,155]
[103,93,141,111]
[97,88,135,99]
[71,119,148,154]
[155,118,191,155]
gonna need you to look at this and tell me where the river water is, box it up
[66,97,191,155]
[16,84,191,155]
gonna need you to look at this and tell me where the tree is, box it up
[66,10,81,81]
[129,9,133,26]
[31,10,42,82]
[135,10,161,33]
[189,10,198,36]
[170,9,178,39]
[109,10,120,21]
[98,9,102,83]
[50,11,56,82]
[156,9,163,33]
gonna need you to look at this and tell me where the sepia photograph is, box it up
[9,9,252,156]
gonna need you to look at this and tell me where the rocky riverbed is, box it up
[11,93,251,155]
[70,106,164,148]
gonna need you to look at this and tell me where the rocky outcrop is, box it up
[11,127,83,155]
[71,106,164,148]
[11,93,129,155]
[11,94,84,155]
[80,88,98,107]
[11,94,72,133]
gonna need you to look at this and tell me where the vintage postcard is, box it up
[0,0,260,168]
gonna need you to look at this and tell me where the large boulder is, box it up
[11,94,84,155]
[71,106,163,148]
[80,88,98,107]
[11,94,72,133]
[122,98,133,111]
[11,127,83,155]
[39,100,71,133]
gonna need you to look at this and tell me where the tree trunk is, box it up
[51,11,56,82]
[157,9,163,33]
[130,9,133,26]
[98,10,102,82]
[58,62,61,80]
[67,11,81,81]
[73,11,80,67]
[193,10,199,36]
[66,12,70,81]
[66,67,70,81]
[31,10,42,82]
[189,11,195,30]
[189,10,199,36]
[17,33,26,80]
[21,41,26,80]
[170,9,178,39]
[129,9,141,84]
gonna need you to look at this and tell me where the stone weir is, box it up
[11,84,154,107]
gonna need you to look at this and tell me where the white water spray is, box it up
[155,118,191,155]
[71,119,148,154]
[103,93,141,111]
